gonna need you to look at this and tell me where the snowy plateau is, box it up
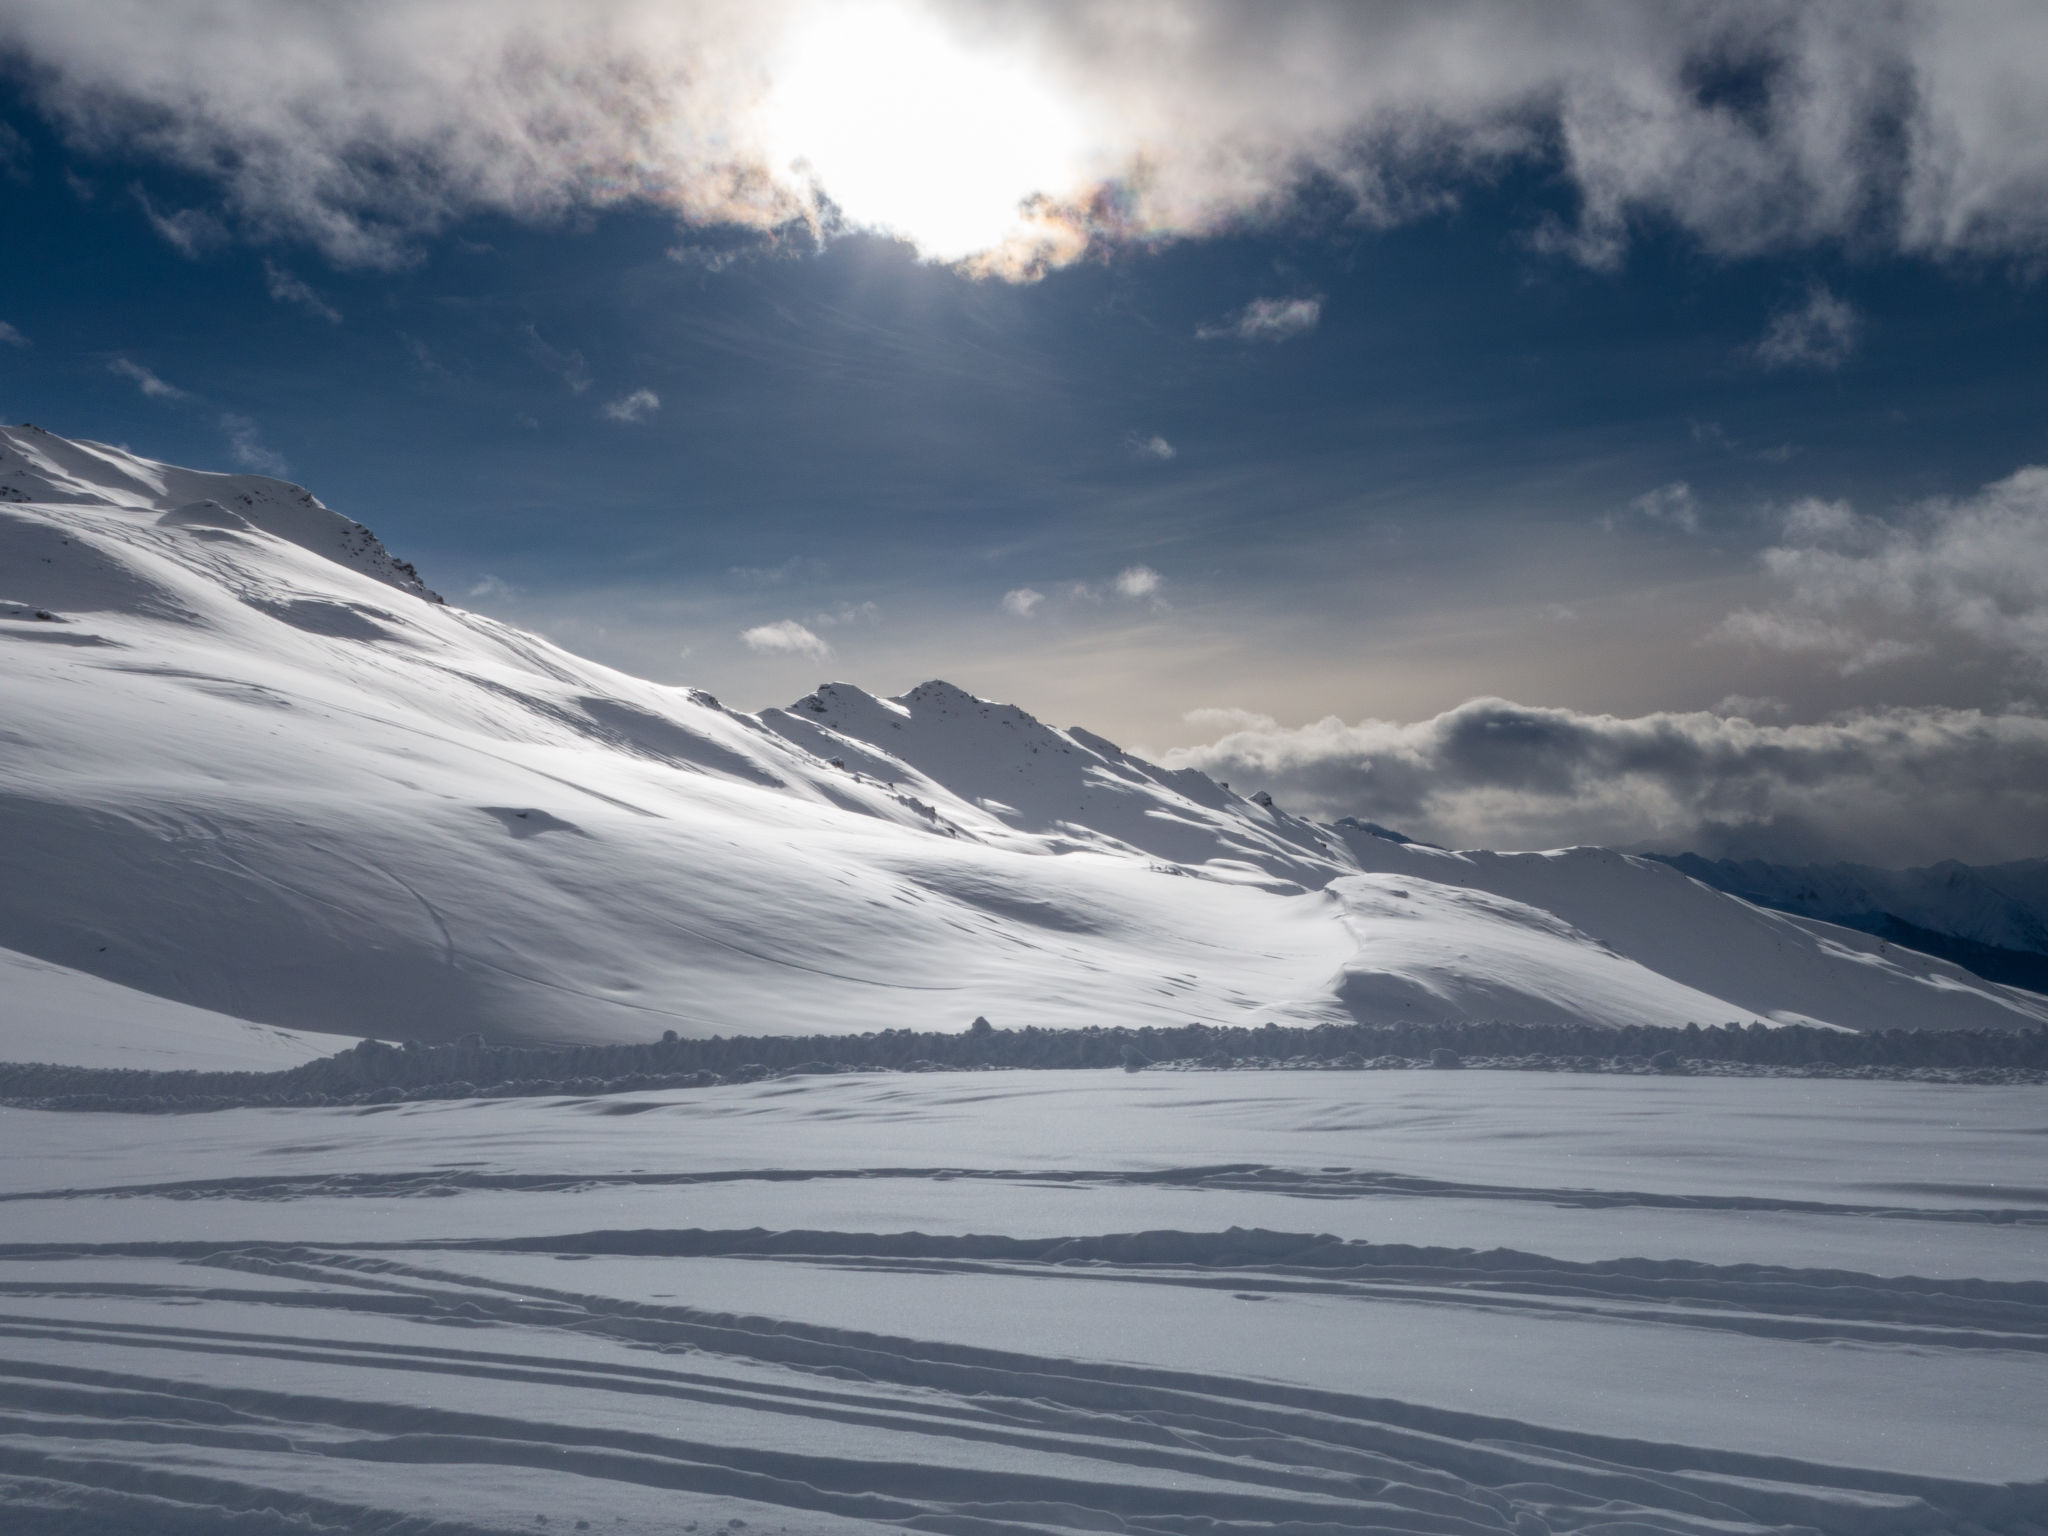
[2,423,2046,1535]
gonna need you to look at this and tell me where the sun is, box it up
[759,2,1095,266]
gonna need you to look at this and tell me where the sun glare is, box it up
[761,2,1094,265]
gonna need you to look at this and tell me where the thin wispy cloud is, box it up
[741,618,831,659]
[108,357,190,400]
[602,388,661,423]
[220,412,288,475]
[523,323,593,394]
[1752,285,1859,371]
[1627,481,1699,533]
[132,188,225,257]
[263,259,341,323]
[1001,587,1045,618]
[1199,296,1322,343]
[810,601,879,628]
[9,5,2048,275]
[0,320,28,348]
[0,121,26,181]
[1126,432,1175,461]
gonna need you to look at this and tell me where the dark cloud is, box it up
[1169,696,2048,864]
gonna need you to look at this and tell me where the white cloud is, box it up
[1198,295,1322,343]
[741,618,831,658]
[1716,468,2048,677]
[262,259,342,322]
[1752,285,1859,371]
[1115,564,1163,599]
[11,5,2048,275]
[220,412,288,475]
[467,574,518,600]
[1127,432,1176,461]
[602,387,661,422]
[108,356,189,400]
[1628,481,1699,532]
[1001,586,1045,617]
[1170,696,2048,865]
[0,320,28,348]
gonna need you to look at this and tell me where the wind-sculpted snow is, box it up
[1,1072,2045,1533]
[5,420,2048,1060]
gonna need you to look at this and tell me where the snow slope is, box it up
[0,944,342,1071]
[4,421,2046,1062]
[1654,851,2048,955]
[1654,850,2048,994]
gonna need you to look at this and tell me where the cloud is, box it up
[602,387,661,422]
[133,188,226,256]
[0,320,28,348]
[1752,284,1859,371]
[523,323,593,394]
[467,574,518,600]
[108,356,190,400]
[11,4,2048,276]
[741,618,831,658]
[1627,481,1699,532]
[262,259,342,322]
[810,600,879,627]
[398,332,444,374]
[1716,469,2048,678]
[1126,432,1175,461]
[1169,696,2048,865]
[1114,564,1163,599]
[730,555,825,585]
[1199,295,1323,343]
[220,412,288,474]
[0,122,27,181]
[1001,586,1045,617]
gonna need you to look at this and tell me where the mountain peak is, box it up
[0,423,439,602]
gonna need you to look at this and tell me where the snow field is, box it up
[1,1071,2045,1533]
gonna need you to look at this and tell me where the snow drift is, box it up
[4,421,2046,1063]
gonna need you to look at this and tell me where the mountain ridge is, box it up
[5,423,2047,1064]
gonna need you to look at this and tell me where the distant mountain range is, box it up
[1648,853,2048,996]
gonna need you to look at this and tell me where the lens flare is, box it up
[760,2,1095,265]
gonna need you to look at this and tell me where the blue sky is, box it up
[5,1,2048,861]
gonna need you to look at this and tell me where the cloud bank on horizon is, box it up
[6,0,2048,275]
[1170,698,2048,868]
[1170,465,2048,864]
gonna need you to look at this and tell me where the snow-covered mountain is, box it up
[1651,851,2048,995]
[5,422,2047,1065]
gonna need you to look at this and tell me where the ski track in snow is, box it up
[2,1072,2046,1534]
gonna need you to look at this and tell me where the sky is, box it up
[4,0,2048,865]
